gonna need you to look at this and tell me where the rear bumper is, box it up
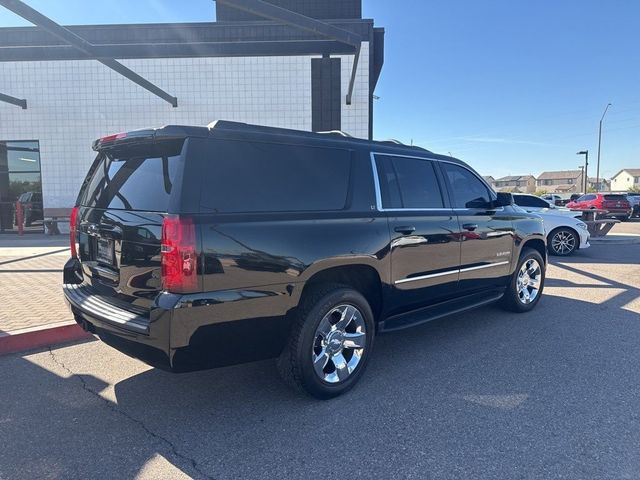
[63,282,174,370]
[63,276,296,372]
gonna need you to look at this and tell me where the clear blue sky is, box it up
[1,0,639,179]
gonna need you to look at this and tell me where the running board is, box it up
[378,290,505,333]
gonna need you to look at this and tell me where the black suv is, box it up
[63,121,546,399]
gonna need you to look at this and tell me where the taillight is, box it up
[69,206,79,258]
[99,132,127,143]
[161,215,198,293]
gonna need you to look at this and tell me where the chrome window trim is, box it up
[394,261,510,285]
[370,152,497,212]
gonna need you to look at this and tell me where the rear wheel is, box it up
[277,284,375,399]
[500,248,545,312]
[548,228,578,256]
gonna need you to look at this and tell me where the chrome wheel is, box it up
[312,304,367,384]
[516,259,542,305]
[551,230,576,255]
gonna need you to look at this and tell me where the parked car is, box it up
[513,205,589,256]
[541,193,572,206]
[626,192,640,218]
[513,194,581,217]
[63,121,547,399]
[566,193,632,221]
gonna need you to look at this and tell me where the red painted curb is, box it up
[0,323,92,356]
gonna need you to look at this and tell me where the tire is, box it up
[620,216,630,222]
[548,227,578,256]
[277,284,375,399]
[499,248,545,313]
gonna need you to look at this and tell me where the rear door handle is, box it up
[463,223,478,231]
[394,225,416,235]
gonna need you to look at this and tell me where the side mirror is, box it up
[495,192,513,207]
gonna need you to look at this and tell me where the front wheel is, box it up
[548,228,578,256]
[277,284,375,399]
[499,248,545,313]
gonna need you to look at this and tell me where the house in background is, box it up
[588,177,610,192]
[610,169,640,191]
[494,175,536,193]
[482,176,496,190]
[536,170,583,193]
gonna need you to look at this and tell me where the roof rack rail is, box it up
[317,130,353,138]
[381,139,405,145]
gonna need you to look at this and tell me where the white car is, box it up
[513,194,581,218]
[514,205,590,256]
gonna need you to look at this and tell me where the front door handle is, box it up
[462,223,478,231]
[394,225,416,235]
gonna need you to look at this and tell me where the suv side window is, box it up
[200,140,351,213]
[375,155,444,209]
[440,162,492,209]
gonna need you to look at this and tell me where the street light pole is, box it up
[577,150,589,193]
[596,103,612,192]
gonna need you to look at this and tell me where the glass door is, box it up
[0,140,44,234]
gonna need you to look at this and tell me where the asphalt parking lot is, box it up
[1,240,639,479]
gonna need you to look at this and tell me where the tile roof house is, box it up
[494,175,536,193]
[536,170,584,193]
[610,169,640,191]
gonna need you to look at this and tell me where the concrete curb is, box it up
[0,320,92,356]
[590,235,640,245]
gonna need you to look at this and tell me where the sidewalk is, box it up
[0,234,91,354]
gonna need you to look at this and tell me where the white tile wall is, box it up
[0,48,369,209]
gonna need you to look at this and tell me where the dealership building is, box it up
[0,0,384,233]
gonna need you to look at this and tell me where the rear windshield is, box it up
[78,140,184,212]
[199,140,351,213]
[604,195,626,201]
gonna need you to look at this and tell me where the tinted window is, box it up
[604,194,626,201]
[200,140,350,213]
[375,155,444,209]
[79,140,184,212]
[514,195,549,207]
[441,163,492,208]
[374,155,402,209]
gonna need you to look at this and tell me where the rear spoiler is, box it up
[92,125,207,151]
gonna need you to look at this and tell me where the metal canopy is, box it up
[0,0,178,107]
[0,92,26,109]
[216,0,363,105]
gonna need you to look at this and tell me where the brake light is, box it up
[99,132,127,143]
[161,215,198,293]
[69,206,79,258]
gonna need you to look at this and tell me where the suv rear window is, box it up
[604,195,626,201]
[78,140,184,212]
[199,140,351,213]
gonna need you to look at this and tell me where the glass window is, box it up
[376,155,443,209]
[200,140,351,213]
[374,155,402,209]
[0,140,44,233]
[514,195,549,207]
[79,140,184,212]
[441,162,492,209]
